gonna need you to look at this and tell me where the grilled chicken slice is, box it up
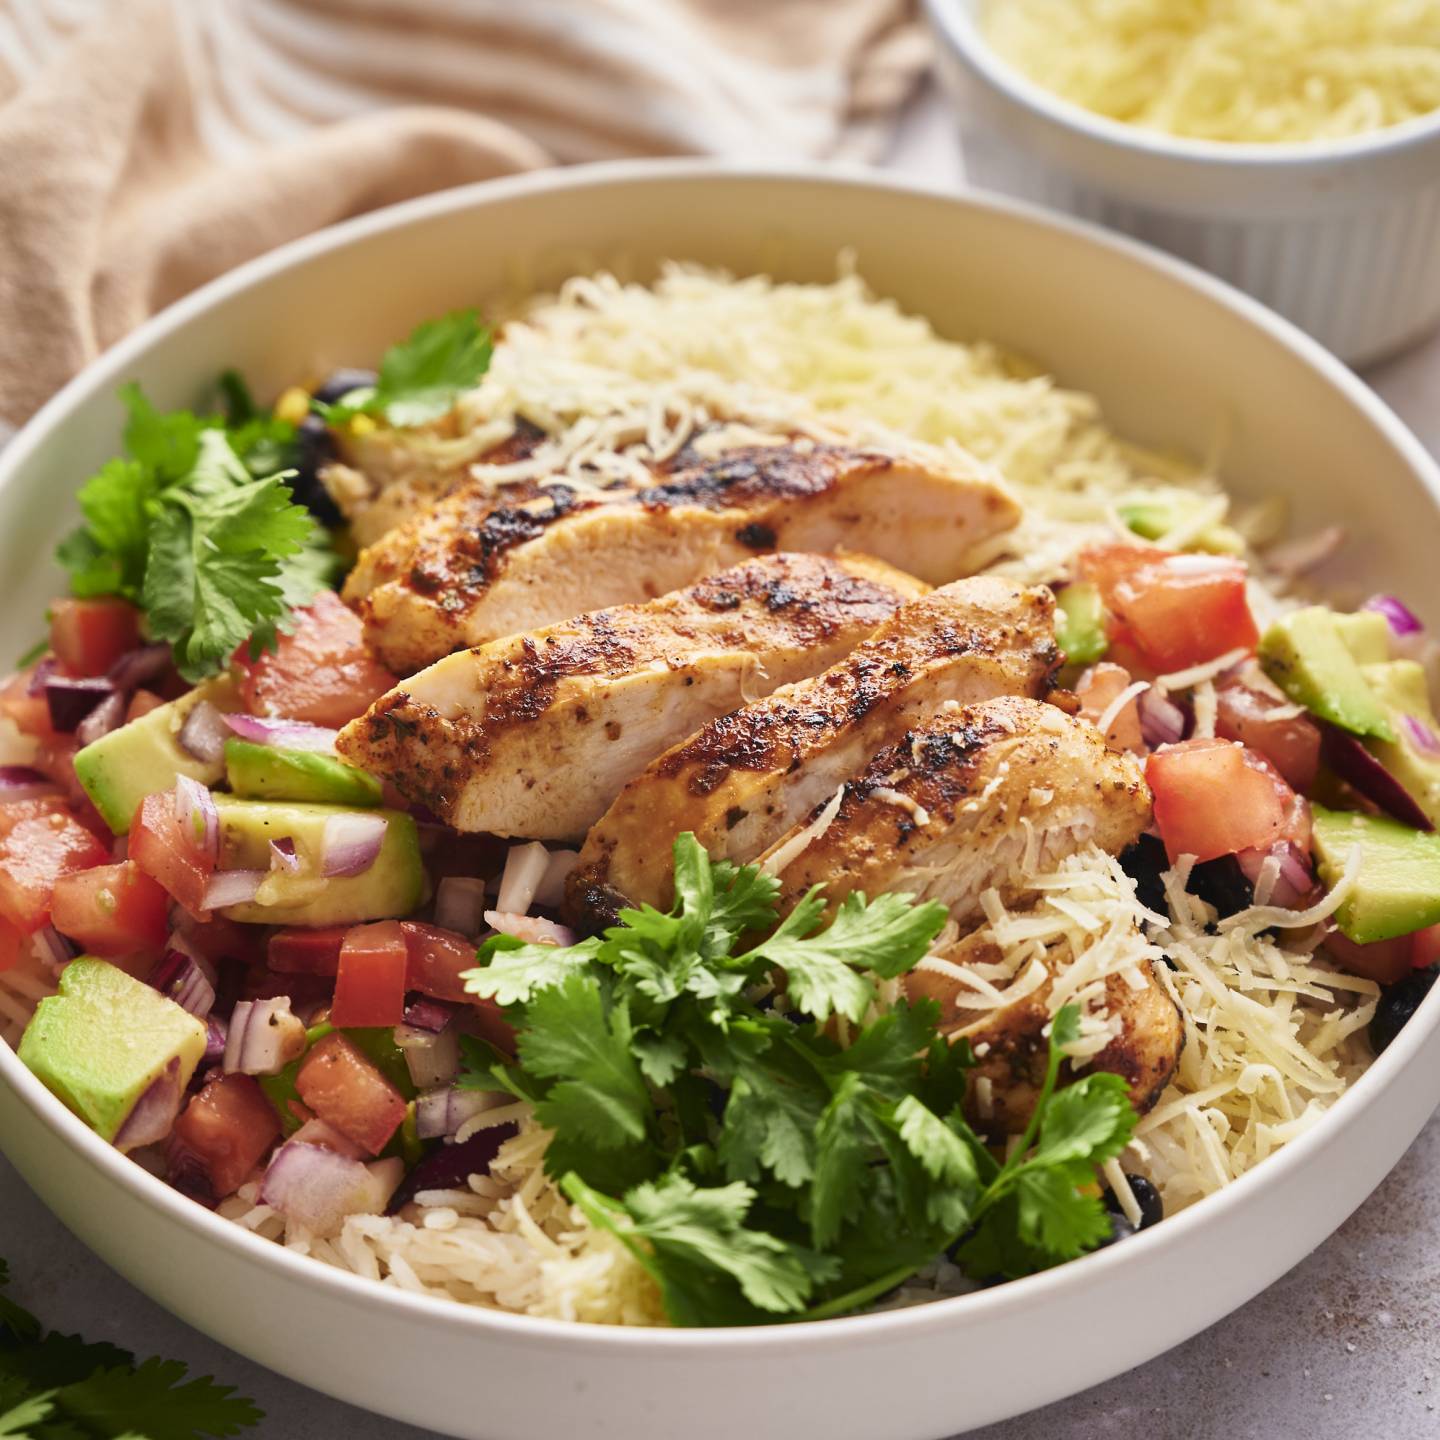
[566,578,1059,929]
[335,552,927,841]
[761,696,1151,928]
[344,442,1019,674]
[905,928,1183,1136]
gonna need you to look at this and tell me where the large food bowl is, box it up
[2,162,1439,1440]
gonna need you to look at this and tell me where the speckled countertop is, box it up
[6,79,1440,1440]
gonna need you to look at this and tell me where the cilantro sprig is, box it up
[0,1256,262,1439]
[56,385,336,682]
[314,310,492,428]
[461,835,1138,1326]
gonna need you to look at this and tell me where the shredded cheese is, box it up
[983,0,1440,144]
[761,785,846,876]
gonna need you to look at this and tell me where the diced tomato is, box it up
[49,598,141,677]
[50,860,169,957]
[1411,924,1440,971]
[402,921,514,1054]
[268,925,348,975]
[170,1073,283,1199]
[1075,662,1144,752]
[0,799,109,933]
[237,591,396,728]
[0,921,20,974]
[130,790,214,916]
[1215,684,1322,792]
[1147,738,1304,864]
[1078,544,1258,672]
[295,1032,406,1155]
[331,920,407,1028]
[0,667,56,740]
[1324,930,1415,987]
[126,688,166,723]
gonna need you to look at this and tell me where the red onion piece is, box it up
[433,876,488,938]
[33,925,74,972]
[149,947,217,1018]
[45,675,116,733]
[203,1016,228,1067]
[223,713,339,753]
[1237,843,1316,910]
[26,656,60,696]
[533,849,580,909]
[1402,714,1440,759]
[203,868,266,909]
[178,700,229,764]
[224,995,303,1075]
[1320,726,1433,831]
[175,774,219,864]
[1363,594,1424,638]
[395,1022,460,1090]
[414,1085,507,1140]
[269,837,301,874]
[113,1058,184,1153]
[402,995,456,1034]
[1138,687,1187,748]
[290,1115,368,1161]
[107,643,171,693]
[495,842,550,915]
[0,766,60,803]
[321,812,387,877]
[76,691,125,745]
[386,1126,517,1215]
[484,911,577,947]
[260,1143,401,1234]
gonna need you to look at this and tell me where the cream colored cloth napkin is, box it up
[0,0,926,432]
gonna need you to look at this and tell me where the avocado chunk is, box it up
[18,957,207,1148]
[1311,805,1440,943]
[1258,607,1395,742]
[1334,611,1392,666]
[213,795,426,926]
[225,739,382,807]
[1358,661,1440,826]
[1055,582,1108,666]
[75,675,242,834]
[1117,493,1244,554]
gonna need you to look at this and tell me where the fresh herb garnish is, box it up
[461,834,1137,1326]
[56,384,337,682]
[315,310,493,428]
[0,1255,263,1438]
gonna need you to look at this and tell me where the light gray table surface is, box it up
[6,78,1440,1440]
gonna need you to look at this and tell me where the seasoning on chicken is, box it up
[343,442,1019,673]
[565,577,1060,929]
[761,695,1151,927]
[904,927,1183,1137]
[335,552,928,840]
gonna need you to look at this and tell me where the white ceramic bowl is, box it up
[3,162,1440,1440]
[923,0,1440,367]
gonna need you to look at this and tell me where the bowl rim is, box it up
[922,0,1440,168]
[3,156,1440,1356]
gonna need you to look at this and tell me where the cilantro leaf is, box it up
[1033,1071,1136,1170]
[0,1261,38,1342]
[320,310,492,428]
[809,1071,873,1247]
[58,1359,261,1440]
[464,932,599,1007]
[893,1095,981,1193]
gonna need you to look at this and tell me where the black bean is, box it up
[1120,834,1169,917]
[1096,1211,1136,1248]
[289,414,343,527]
[1370,966,1438,1055]
[312,368,378,406]
[1104,1173,1164,1229]
[1188,855,1254,920]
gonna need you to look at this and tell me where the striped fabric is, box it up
[0,0,925,426]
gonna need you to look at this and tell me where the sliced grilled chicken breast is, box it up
[335,552,928,841]
[905,929,1183,1136]
[565,578,1059,929]
[344,442,1019,673]
[762,696,1151,928]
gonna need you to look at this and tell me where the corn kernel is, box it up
[273,387,311,426]
[349,414,378,437]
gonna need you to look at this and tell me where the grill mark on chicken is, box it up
[337,552,927,839]
[566,578,1059,928]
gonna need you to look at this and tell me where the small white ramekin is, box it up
[924,0,1440,366]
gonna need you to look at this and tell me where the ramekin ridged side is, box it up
[925,0,1440,367]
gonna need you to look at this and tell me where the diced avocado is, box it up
[224,739,382,807]
[1258,607,1395,741]
[18,957,207,1146]
[1055,583,1108,666]
[1334,611,1392,666]
[1311,806,1440,943]
[212,795,426,926]
[1358,661,1440,826]
[1117,493,1244,555]
[75,675,241,834]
